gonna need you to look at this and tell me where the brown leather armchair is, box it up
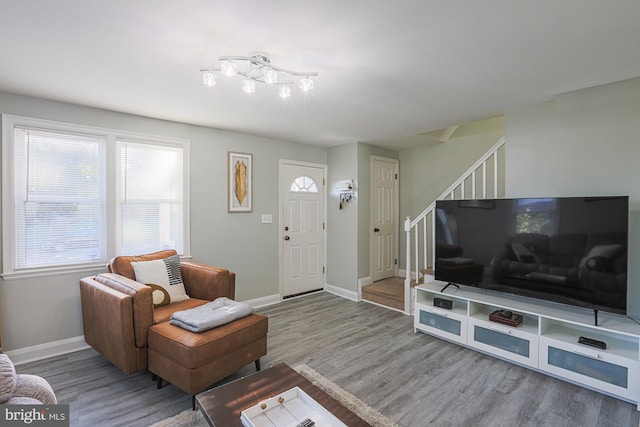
[79,250,264,376]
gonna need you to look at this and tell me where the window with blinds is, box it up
[2,114,189,276]
[116,139,184,255]
[11,127,106,270]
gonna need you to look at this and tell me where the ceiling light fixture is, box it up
[278,86,291,98]
[200,54,317,98]
[242,79,256,94]
[299,78,314,92]
[202,71,216,87]
[220,60,238,77]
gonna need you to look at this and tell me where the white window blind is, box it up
[12,126,106,270]
[116,139,184,255]
[3,114,190,277]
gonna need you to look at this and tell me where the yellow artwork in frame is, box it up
[228,152,252,212]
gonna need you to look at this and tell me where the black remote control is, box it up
[296,418,315,427]
[578,336,607,349]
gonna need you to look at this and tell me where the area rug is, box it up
[149,364,400,427]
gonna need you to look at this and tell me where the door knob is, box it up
[374,228,380,232]
[284,236,290,240]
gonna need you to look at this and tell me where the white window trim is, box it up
[1,114,191,279]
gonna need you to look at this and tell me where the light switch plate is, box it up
[261,214,273,224]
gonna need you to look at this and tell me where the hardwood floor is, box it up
[362,276,421,311]
[362,276,405,310]
[16,292,640,427]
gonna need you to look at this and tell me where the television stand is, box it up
[414,281,640,410]
[440,282,459,293]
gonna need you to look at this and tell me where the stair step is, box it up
[362,277,405,311]
[362,290,404,310]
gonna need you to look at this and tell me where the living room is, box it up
[2,2,640,426]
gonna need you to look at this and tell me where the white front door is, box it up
[371,157,398,282]
[281,161,326,298]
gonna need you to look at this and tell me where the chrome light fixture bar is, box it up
[200,54,317,97]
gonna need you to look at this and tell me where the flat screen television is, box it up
[435,196,629,316]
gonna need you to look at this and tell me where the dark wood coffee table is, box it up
[195,363,370,426]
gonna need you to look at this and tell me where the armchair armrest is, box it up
[180,262,236,300]
[79,273,153,374]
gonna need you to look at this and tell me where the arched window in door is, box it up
[290,176,319,193]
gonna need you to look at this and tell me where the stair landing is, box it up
[362,276,419,311]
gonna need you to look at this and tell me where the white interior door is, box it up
[371,157,398,282]
[281,162,326,297]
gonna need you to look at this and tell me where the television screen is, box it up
[435,196,629,315]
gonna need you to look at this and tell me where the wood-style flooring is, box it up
[362,276,421,311]
[362,276,405,310]
[16,292,640,427]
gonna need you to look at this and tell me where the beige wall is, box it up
[0,91,327,352]
[505,77,640,317]
[398,120,505,265]
[326,143,358,292]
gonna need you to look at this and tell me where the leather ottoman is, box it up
[148,313,268,407]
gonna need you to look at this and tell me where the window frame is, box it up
[1,114,190,279]
[290,175,319,193]
[115,136,187,256]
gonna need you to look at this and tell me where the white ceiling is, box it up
[1,1,639,150]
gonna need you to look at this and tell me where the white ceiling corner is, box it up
[0,0,639,150]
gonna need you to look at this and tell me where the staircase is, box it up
[400,137,506,314]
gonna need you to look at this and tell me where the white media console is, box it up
[414,281,640,409]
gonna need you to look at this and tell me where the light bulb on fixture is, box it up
[202,71,216,87]
[242,79,256,94]
[221,60,238,77]
[200,54,317,98]
[278,86,291,98]
[299,78,314,92]
[264,68,278,84]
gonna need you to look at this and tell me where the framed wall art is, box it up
[228,151,252,212]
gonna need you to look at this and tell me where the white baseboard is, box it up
[357,276,372,300]
[325,283,359,302]
[244,293,282,309]
[6,336,90,366]
[4,289,368,364]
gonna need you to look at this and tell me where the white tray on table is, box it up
[240,386,347,427]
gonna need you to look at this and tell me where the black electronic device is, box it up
[435,196,629,318]
[578,336,607,350]
[433,297,453,310]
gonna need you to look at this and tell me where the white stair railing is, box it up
[403,137,506,313]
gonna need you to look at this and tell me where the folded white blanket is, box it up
[169,297,253,333]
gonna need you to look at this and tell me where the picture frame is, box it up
[227,151,252,212]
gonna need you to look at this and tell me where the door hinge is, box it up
[395,173,398,180]
[323,266,325,274]
[395,258,398,265]
[323,222,325,230]
[323,177,325,186]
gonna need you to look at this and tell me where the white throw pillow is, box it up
[131,255,189,306]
